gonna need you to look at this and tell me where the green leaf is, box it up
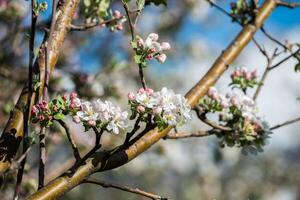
[98,0,110,17]
[134,54,142,64]
[54,113,65,120]
[83,0,91,6]
[137,0,145,10]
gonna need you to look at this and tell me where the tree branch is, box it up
[70,17,124,31]
[270,116,300,130]
[164,131,214,139]
[83,179,168,200]
[57,120,81,161]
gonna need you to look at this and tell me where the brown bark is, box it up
[26,0,277,199]
[0,0,80,173]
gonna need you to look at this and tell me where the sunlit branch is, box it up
[164,130,215,139]
[82,179,168,200]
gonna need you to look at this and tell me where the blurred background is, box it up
[1,0,300,199]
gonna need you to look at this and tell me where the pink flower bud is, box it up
[62,94,68,101]
[211,93,220,101]
[128,92,135,101]
[41,100,49,111]
[208,87,217,98]
[146,54,153,60]
[244,72,252,81]
[137,38,144,47]
[148,33,159,41]
[145,88,154,95]
[137,105,145,113]
[88,120,96,126]
[53,105,58,112]
[138,88,145,94]
[220,100,229,108]
[69,103,76,109]
[113,10,122,18]
[31,105,39,115]
[73,115,81,124]
[149,47,156,54]
[160,42,171,51]
[116,24,123,31]
[156,54,167,63]
[70,92,77,99]
[38,115,45,121]
[48,116,53,120]
[251,69,258,79]
[230,97,239,106]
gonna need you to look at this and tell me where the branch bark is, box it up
[26,1,277,199]
[0,0,80,173]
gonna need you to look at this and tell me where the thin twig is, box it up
[268,48,300,71]
[270,116,300,130]
[57,120,81,161]
[276,1,300,8]
[122,1,135,41]
[38,0,58,189]
[83,179,168,200]
[76,128,104,167]
[13,0,37,198]
[194,107,232,131]
[253,48,278,100]
[124,116,141,144]
[70,17,124,31]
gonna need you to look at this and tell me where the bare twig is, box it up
[270,116,300,130]
[124,116,142,144]
[276,1,300,8]
[253,48,279,100]
[122,1,135,41]
[83,179,168,200]
[194,107,232,131]
[268,48,300,71]
[57,120,81,161]
[13,0,37,198]
[38,127,46,189]
[70,17,124,31]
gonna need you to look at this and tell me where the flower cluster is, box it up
[31,93,128,134]
[74,99,128,134]
[31,93,81,127]
[108,10,127,32]
[131,33,171,67]
[128,87,191,130]
[230,67,259,92]
[199,87,270,153]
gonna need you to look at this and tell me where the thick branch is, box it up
[164,131,214,139]
[27,1,277,199]
[83,179,168,200]
[0,0,81,173]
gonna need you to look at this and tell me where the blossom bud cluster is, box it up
[230,67,259,92]
[128,87,191,129]
[31,93,128,134]
[132,33,171,67]
[108,10,127,32]
[31,93,81,127]
[199,87,269,151]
